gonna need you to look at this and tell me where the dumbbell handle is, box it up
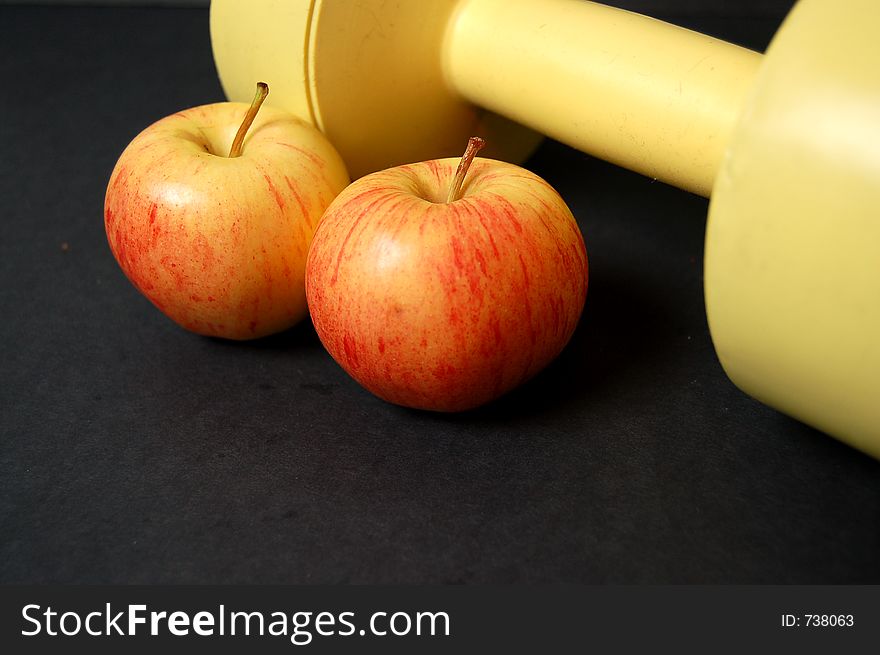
[445,0,762,196]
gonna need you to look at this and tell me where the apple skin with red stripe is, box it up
[305,157,588,411]
[104,101,349,339]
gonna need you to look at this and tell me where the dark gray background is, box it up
[2,1,877,585]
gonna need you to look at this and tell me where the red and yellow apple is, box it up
[306,138,588,411]
[104,83,349,339]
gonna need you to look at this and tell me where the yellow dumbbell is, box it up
[210,0,880,459]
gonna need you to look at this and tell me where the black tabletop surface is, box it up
[2,5,878,585]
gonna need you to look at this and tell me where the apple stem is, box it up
[446,136,485,203]
[228,82,269,158]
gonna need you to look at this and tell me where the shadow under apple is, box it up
[405,266,680,425]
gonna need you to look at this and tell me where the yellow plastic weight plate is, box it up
[210,0,542,179]
[706,0,880,458]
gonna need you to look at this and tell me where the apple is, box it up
[306,137,588,411]
[104,83,349,339]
